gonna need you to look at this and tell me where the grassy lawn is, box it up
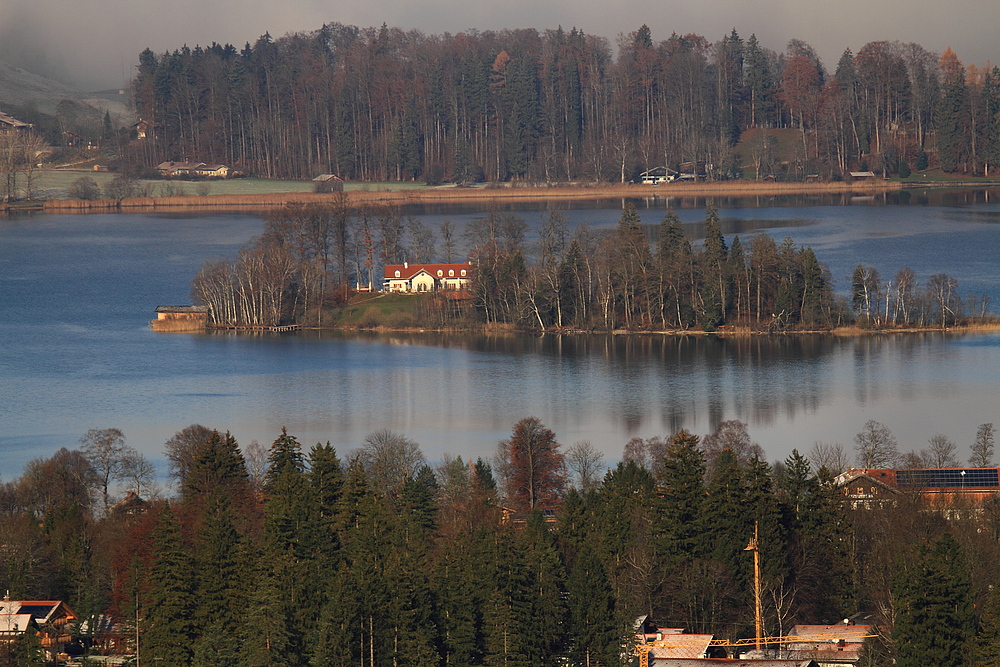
[894,168,1000,183]
[30,169,430,199]
[329,292,430,326]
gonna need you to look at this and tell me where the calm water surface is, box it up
[3,194,1000,480]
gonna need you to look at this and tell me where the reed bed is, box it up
[40,180,902,213]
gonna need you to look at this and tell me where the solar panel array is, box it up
[896,468,1000,489]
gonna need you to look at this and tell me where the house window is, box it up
[437,270,443,277]
[461,269,467,276]
[394,270,401,277]
[449,269,454,277]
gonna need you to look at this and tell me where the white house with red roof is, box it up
[384,262,473,293]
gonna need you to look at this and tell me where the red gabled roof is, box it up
[384,262,472,280]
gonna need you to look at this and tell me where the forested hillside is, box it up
[129,24,1000,182]
[2,422,998,667]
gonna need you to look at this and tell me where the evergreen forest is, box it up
[2,420,999,667]
[127,24,1000,182]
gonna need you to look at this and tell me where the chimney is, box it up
[404,262,408,268]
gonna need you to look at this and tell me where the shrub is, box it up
[68,176,101,200]
[898,162,911,178]
[359,306,383,328]
[103,175,136,200]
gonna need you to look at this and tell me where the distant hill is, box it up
[0,59,128,118]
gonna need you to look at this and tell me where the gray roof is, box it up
[155,305,210,313]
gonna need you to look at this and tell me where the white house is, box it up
[384,262,473,293]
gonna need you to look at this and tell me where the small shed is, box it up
[151,305,209,332]
[313,174,345,192]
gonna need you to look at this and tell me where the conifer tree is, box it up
[485,537,532,667]
[973,581,1000,667]
[893,533,974,667]
[193,491,244,666]
[700,204,729,329]
[696,449,750,586]
[743,455,788,588]
[307,441,343,559]
[143,503,196,667]
[184,430,249,500]
[654,429,705,560]
[790,466,854,622]
[520,512,569,667]
[434,528,491,666]
[567,544,617,667]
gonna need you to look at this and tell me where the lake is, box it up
[3,191,1000,485]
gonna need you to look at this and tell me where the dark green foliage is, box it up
[654,430,705,559]
[144,503,196,667]
[567,545,617,667]
[267,427,305,484]
[893,533,974,667]
[14,421,1000,667]
[400,466,439,536]
[700,205,729,329]
[184,430,248,499]
[308,442,343,532]
[974,582,1000,667]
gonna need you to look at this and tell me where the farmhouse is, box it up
[156,161,231,178]
[0,599,78,662]
[384,262,473,293]
[132,119,151,139]
[197,163,230,178]
[640,166,677,184]
[0,111,31,133]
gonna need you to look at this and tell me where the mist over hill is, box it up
[0,58,128,118]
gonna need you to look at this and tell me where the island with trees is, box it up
[186,200,991,334]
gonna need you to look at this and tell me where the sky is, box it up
[0,0,997,92]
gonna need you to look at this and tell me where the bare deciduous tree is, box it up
[971,423,996,468]
[566,440,606,492]
[118,450,158,498]
[350,429,426,496]
[926,434,959,468]
[164,424,213,490]
[808,441,849,474]
[702,420,764,476]
[854,420,899,469]
[80,428,129,513]
[243,439,269,492]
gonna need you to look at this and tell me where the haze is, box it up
[0,0,997,92]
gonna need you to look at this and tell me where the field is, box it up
[31,169,430,200]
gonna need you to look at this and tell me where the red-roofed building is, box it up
[384,262,473,293]
[835,467,1000,513]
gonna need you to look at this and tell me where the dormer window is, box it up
[394,270,401,277]
[460,269,467,276]
[437,270,443,277]
[449,269,455,277]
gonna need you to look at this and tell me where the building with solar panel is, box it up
[835,467,1000,514]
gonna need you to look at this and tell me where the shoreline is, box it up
[18,180,909,214]
[188,322,1000,337]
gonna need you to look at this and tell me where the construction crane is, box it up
[743,521,763,651]
[634,522,876,665]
